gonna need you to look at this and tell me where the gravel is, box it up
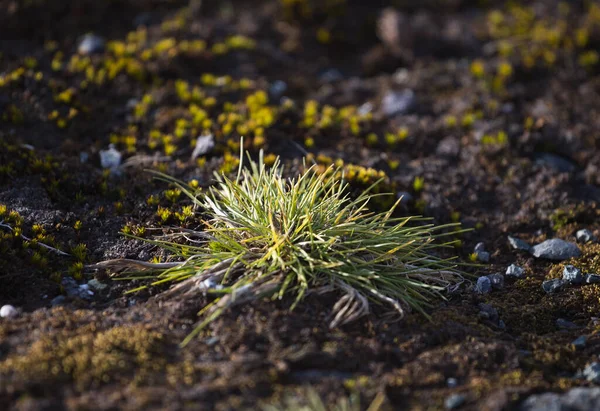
[576,229,597,244]
[444,393,466,410]
[531,239,581,260]
[508,236,531,252]
[476,276,492,294]
[78,33,105,55]
[0,305,18,318]
[562,265,584,285]
[585,274,600,284]
[571,336,587,349]
[519,387,600,411]
[506,264,525,278]
[542,279,566,294]
[381,89,415,117]
[583,363,600,383]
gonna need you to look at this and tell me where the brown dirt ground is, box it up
[1,0,600,410]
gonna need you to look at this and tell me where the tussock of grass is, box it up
[99,148,464,346]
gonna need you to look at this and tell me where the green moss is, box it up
[0,324,167,391]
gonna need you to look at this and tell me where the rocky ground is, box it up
[1,0,600,410]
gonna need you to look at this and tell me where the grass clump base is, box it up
[101,149,464,346]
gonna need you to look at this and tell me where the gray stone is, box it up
[446,377,459,388]
[381,89,415,117]
[50,295,66,306]
[562,265,584,285]
[586,274,600,284]
[571,336,587,349]
[531,239,581,261]
[444,393,466,410]
[87,279,107,291]
[0,305,18,319]
[519,387,600,411]
[478,303,499,322]
[269,80,287,101]
[487,273,505,290]
[506,264,525,278]
[99,144,122,171]
[191,134,215,160]
[474,242,486,252]
[556,318,579,330]
[583,363,600,383]
[534,153,576,173]
[576,229,597,244]
[508,236,532,252]
[475,250,490,262]
[476,276,492,294]
[78,34,105,55]
[62,277,93,300]
[542,279,566,294]
[396,191,414,204]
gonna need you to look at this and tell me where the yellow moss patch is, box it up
[0,325,167,391]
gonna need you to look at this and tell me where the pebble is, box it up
[396,191,414,204]
[583,363,600,383]
[475,250,490,262]
[571,336,587,349]
[62,277,94,300]
[487,273,505,290]
[534,152,576,173]
[381,89,415,117]
[446,377,459,388]
[508,236,531,252]
[531,239,581,261]
[562,265,584,285]
[268,80,287,101]
[506,264,525,278]
[478,303,499,322]
[191,133,215,160]
[542,278,566,294]
[444,393,466,410]
[87,279,107,291]
[519,387,600,411]
[576,229,597,244]
[78,33,105,55]
[0,305,18,319]
[474,242,486,252]
[99,144,122,171]
[50,295,66,307]
[476,276,492,294]
[556,318,579,330]
[586,274,600,284]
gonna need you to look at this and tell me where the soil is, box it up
[1,0,600,410]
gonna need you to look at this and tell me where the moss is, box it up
[0,324,167,391]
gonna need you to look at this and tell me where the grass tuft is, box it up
[100,147,465,346]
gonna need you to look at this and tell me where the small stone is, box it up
[519,388,600,411]
[474,242,486,252]
[572,336,587,350]
[475,250,490,262]
[447,377,459,388]
[191,134,215,160]
[0,305,18,319]
[542,279,566,294]
[498,319,506,330]
[534,152,576,173]
[396,191,414,204]
[87,279,107,291]
[50,295,66,307]
[506,264,525,278]
[531,239,581,261]
[99,144,122,171]
[478,303,498,322]
[562,265,584,285]
[78,34,105,55]
[486,273,505,290]
[444,393,466,410]
[583,363,600,383]
[556,318,579,330]
[381,89,415,117]
[576,229,597,244]
[269,80,287,101]
[476,276,492,294]
[508,236,531,252]
[318,68,343,83]
[585,274,600,284]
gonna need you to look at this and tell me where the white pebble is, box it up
[0,305,19,319]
